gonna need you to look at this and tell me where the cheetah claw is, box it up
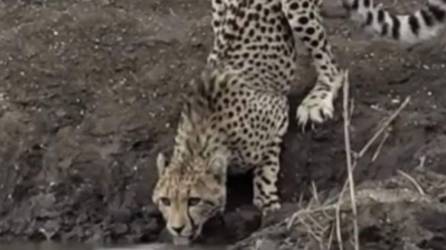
[296,92,335,130]
[300,122,319,134]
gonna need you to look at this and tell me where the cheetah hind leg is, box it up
[296,70,349,129]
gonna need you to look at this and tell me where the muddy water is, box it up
[0,242,228,250]
[97,243,228,250]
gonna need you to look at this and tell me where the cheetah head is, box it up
[152,151,228,245]
[152,91,230,245]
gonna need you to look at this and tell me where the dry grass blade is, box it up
[327,223,335,250]
[397,169,425,195]
[286,76,412,250]
[298,216,323,243]
[358,97,411,158]
[311,181,321,205]
[339,95,411,194]
[341,70,359,250]
[335,203,344,250]
[287,202,340,230]
[371,130,390,162]
[416,155,426,170]
[333,92,411,250]
[306,213,326,232]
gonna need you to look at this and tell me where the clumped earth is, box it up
[0,0,445,248]
[231,169,446,250]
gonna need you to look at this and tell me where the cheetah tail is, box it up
[342,0,446,46]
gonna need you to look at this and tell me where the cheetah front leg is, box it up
[281,0,348,128]
[253,143,281,215]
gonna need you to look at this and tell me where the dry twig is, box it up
[311,182,321,204]
[341,70,359,250]
[357,97,411,158]
[416,156,427,170]
[286,75,412,250]
[335,203,344,250]
[397,169,425,195]
[371,130,390,162]
[338,95,412,196]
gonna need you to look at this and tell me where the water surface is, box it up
[0,242,228,250]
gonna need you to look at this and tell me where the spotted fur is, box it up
[152,0,348,245]
[343,0,446,45]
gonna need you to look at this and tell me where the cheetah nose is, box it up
[171,225,185,234]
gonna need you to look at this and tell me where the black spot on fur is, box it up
[290,2,299,10]
[298,16,309,25]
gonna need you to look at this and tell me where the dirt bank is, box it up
[0,0,445,247]
[231,168,446,250]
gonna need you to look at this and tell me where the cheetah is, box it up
[342,0,446,46]
[152,0,348,245]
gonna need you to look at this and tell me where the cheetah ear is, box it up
[174,96,202,153]
[208,150,229,184]
[156,152,168,175]
[177,96,196,134]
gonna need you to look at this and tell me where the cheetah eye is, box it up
[160,197,171,206]
[188,197,201,207]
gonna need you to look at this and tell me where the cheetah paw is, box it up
[262,202,281,215]
[296,91,334,128]
[296,70,349,129]
[254,197,281,215]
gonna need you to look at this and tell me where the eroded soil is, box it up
[231,168,446,250]
[0,0,445,247]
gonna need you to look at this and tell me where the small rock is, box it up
[143,204,161,217]
[111,223,129,235]
[254,239,279,250]
[223,206,261,240]
[109,207,132,223]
